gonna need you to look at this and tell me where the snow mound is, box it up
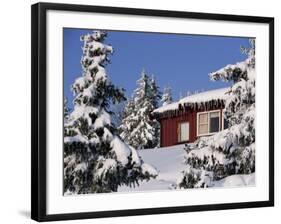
[119,145,187,192]
[213,173,255,187]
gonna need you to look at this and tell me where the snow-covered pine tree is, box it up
[64,97,70,122]
[149,75,161,148]
[161,86,173,106]
[178,39,256,188]
[120,70,161,149]
[150,75,161,108]
[64,31,157,194]
[119,99,137,145]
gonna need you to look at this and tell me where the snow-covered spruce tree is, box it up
[150,75,162,109]
[178,39,256,188]
[119,99,137,145]
[161,86,173,106]
[64,31,157,194]
[149,75,161,148]
[120,70,161,149]
[64,97,70,122]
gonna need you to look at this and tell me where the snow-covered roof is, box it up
[153,87,229,114]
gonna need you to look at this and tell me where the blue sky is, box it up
[64,28,249,110]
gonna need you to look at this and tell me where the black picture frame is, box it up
[31,2,274,222]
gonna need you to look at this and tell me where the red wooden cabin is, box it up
[153,88,230,147]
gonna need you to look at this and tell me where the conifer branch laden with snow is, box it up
[178,39,256,188]
[64,31,157,194]
[120,70,161,149]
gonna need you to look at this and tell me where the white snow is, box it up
[68,105,99,126]
[213,173,255,187]
[179,87,229,104]
[187,146,227,165]
[209,60,248,81]
[95,68,107,80]
[118,144,255,192]
[129,146,141,166]
[96,158,117,177]
[74,162,87,172]
[110,136,131,165]
[141,163,158,177]
[119,145,187,191]
[153,87,230,114]
[93,109,111,130]
[102,127,113,141]
[153,101,179,113]
[64,135,88,144]
[72,77,86,94]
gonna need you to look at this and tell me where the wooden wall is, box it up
[159,107,224,147]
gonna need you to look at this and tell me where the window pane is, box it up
[198,124,208,135]
[199,113,208,124]
[178,122,189,142]
[198,113,208,135]
[210,116,220,133]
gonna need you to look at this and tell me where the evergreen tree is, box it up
[149,75,161,147]
[64,31,157,194]
[119,99,137,144]
[64,97,70,122]
[120,70,161,149]
[178,39,256,188]
[150,75,161,108]
[161,86,173,106]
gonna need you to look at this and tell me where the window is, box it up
[209,111,220,133]
[197,110,221,136]
[178,122,189,142]
[198,113,208,135]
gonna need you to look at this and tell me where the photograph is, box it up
[31,2,274,221]
[63,28,256,195]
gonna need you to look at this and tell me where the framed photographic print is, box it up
[31,2,274,222]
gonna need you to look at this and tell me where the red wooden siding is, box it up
[159,107,224,147]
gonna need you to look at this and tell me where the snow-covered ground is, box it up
[119,145,187,192]
[118,144,255,192]
[213,173,255,187]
